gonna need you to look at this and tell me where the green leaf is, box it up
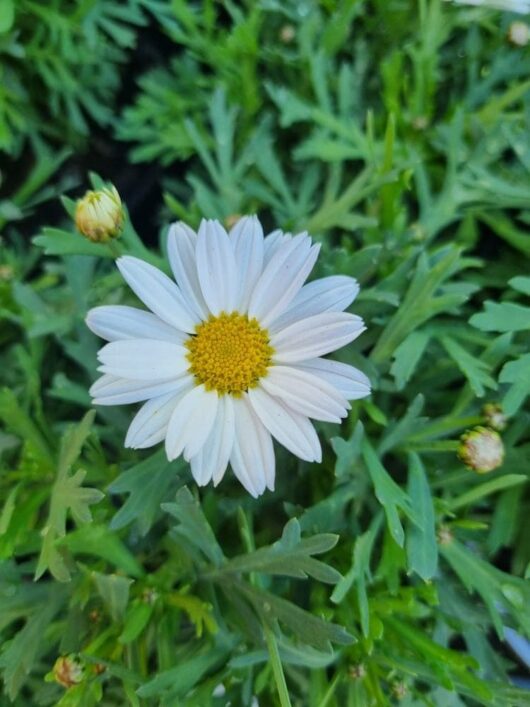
[500,354,530,415]
[33,228,113,258]
[0,0,14,33]
[216,518,341,584]
[362,436,419,547]
[0,597,62,699]
[60,525,144,578]
[440,539,530,638]
[470,301,530,333]
[378,394,427,455]
[0,388,54,469]
[136,646,229,698]
[35,411,104,582]
[109,450,179,535]
[390,331,430,389]
[509,275,530,296]
[331,421,364,477]
[238,582,354,650]
[406,454,437,581]
[440,337,496,397]
[93,572,134,622]
[119,602,154,645]
[448,474,526,512]
[331,516,382,637]
[162,486,224,567]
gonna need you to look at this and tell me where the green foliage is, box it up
[0,0,529,705]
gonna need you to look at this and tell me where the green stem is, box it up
[263,624,292,707]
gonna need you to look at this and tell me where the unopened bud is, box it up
[508,21,530,46]
[0,265,13,281]
[437,525,453,546]
[482,403,507,431]
[348,663,367,680]
[458,426,504,474]
[280,25,296,43]
[53,654,85,688]
[391,681,408,700]
[75,186,124,243]
[225,214,242,230]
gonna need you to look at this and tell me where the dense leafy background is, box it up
[0,0,529,705]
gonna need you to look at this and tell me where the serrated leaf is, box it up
[162,486,224,567]
[109,449,179,535]
[238,583,354,651]
[217,518,341,584]
[35,411,104,582]
[470,301,530,333]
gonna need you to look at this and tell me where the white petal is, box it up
[230,395,275,497]
[271,312,366,363]
[248,387,321,463]
[196,220,238,315]
[270,276,359,332]
[294,358,371,400]
[117,256,197,333]
[230,216,264,311]
[260,366,349,423]
[86,305,186,344]
[190,395,235,487]
[90,374,193,406]
[248,234,320,328]
[167,222,209,320]
[165,384,218,462]
[263,230,290,266]
[97,339,188,380]
[125,390,186,449]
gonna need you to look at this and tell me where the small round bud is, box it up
[75,186,124,243]
[53,654,85,688]
[437,525,453,546]
[391,681,408,700]
[280,24,296,43]
[0,265,14,281]
[482,403,507,431]
[225,214,242,230]
[348,663,367,680]
[458,426,504,474]
[508,21,529,47]
[412,115,429,131]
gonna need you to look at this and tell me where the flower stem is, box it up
[263,624,292,707]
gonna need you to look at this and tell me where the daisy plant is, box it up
[87,217,370,496]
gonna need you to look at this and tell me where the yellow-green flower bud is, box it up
[508,21,530,47]
[482,403,507,431]
[75,186,124,243]
[458,426,504,474]
[52,654,85,688]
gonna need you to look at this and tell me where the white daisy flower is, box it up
[86,217,370,497]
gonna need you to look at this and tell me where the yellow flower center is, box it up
[186,312,274,395]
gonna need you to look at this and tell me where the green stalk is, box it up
[263,624,292,707]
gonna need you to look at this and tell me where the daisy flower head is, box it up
[87,217,370,497]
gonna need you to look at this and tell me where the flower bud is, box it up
[458,426,504,474]
[508,21,530,46]
[75,186,124,243]
[482,403,507,431]
[53,654,85,688]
